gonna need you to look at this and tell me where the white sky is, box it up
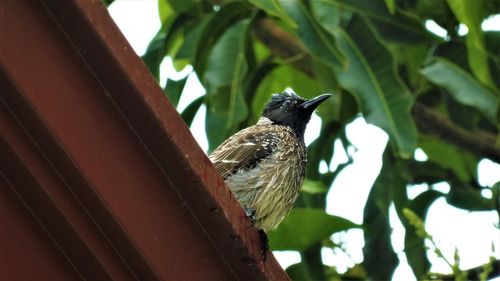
[108,2,500,280]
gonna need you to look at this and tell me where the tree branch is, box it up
[253,18,314,77]
[252,18,500,163]
[412,103,500,162]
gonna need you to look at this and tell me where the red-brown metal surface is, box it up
[0,0,289,280]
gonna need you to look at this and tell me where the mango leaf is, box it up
[447,0,496,91]
[268,208,360,251]
[204,19,251,150]
[164,76,187,108]
[285,263,310,281]
[405,160,450,185]
[246,0,296,27]
[180,96,203,126]
[102,0,115,7]
[301,179,328,194]
[142,14,191,80]
[194,2,252,76]
[310,1,343,33]
[243,61,277,112]
[175,18,210,63]
[404,189,443,279]
[301,244,326,280]
[396,44,428,87]
[165,0,198,14]
[142,26,169,80]
[446,95,482,131]
[157,0,172,22]
[310,59,342,123]
[446,179,495,211]
[412,0,452,24]
[385,0,396,14]
[434,41,469,71]
[419,136,477,182]
[205,107,230,152]
[331,16,417,157]
[485,31,500,62]
[280,0,344,70]
[363,180,398,280]
[315,0,438,43]
[421,58,497,124]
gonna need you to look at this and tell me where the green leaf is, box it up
[157,0,172,22]
[166,0,197,14]
[246,0,296,27]
[446,179,495,211]
[316,0,438,44]
[412,0,453,24]
[385,0,396,14]
[242,61,277,112]
[446,95,482,131]
[142,14,191,80]
[301,179,328,194]
[447,0,496,91]
[312,60,359,124]
[180,96,203,126]
[164,76,187,108]
[101,0,115,7]
[205,107,230,152]
[404,190,443,279]
[405,161,449,185]
[175,17,210,63]
[363,181,398,280]
[301,244,326,280]
[142,26,168,80]
[204,21,250,88]
[310,1,342,33]
[419,136,477,182]
[285,263,310,281]
[485,31,500,62]
[331,16,417,157]
[268,208,360,251]
[194,2,252,76]
[395,44,428,87]
[204,19,251,150]
[280,0,344,70]
[421,58,497,124]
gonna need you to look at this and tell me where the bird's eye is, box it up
[283,100,292,108]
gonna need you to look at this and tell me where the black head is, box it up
[262,92,331,139]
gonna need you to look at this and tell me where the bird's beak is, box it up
[300,94,332,110]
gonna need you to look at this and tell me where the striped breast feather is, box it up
[209,127,281,180]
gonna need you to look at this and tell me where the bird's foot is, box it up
[244,207,257,225]
[258,229,269,261]
[244,207,268,260]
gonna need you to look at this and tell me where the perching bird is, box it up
[209,91,331,253]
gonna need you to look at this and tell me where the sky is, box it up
[108,2,500,280]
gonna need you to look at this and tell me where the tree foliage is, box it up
[107,0,500,279]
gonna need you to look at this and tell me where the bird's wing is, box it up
[209,127,280,180]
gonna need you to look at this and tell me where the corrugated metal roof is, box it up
[0,0,289,280]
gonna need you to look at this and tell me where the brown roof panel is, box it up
[0,0,289,280]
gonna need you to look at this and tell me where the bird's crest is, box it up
[270,91,305,102]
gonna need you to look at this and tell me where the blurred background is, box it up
[106,1,499,280]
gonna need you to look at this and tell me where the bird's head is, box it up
[262,91,331,139]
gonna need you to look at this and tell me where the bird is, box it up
[209,91,331,256]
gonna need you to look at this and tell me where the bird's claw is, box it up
[244,207,257,225]
[244,207,268,260]
[258,229,269,261]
